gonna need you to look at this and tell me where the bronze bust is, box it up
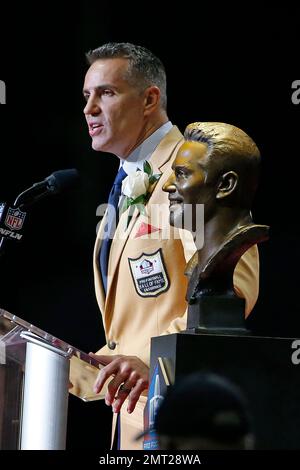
[163,122,269,333]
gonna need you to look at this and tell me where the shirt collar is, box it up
[122,121,173,174]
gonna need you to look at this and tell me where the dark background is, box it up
[0,6,299,449]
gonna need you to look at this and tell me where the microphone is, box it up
[14,168,80,208]
[0,169,80,252]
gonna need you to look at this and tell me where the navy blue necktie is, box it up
[99,166,127,293]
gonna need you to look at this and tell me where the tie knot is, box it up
[114,166,127,187]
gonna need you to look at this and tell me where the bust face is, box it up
[164,140,217,230]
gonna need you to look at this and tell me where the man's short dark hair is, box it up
[86,42,167,110]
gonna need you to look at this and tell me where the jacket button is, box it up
[108,340,116,350]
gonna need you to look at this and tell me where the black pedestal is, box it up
[150,332,300,449]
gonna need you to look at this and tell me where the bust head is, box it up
[163,122,261,233]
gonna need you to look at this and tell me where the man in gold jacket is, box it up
[82,42,259,449]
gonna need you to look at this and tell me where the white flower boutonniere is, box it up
[121,161,161,217]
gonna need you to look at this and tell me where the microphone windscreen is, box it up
[47,169,80,193]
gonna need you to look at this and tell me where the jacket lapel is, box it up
[105,205,139,303]
[148,125,183,175]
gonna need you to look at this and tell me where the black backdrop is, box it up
[0,6,299,449]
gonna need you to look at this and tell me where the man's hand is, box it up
[89,354,149,414]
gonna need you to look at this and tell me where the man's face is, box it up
[83,58,147,157]
[163,141,216,229]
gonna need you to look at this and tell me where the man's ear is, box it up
[216,171,238,200]
[144,86,160,114]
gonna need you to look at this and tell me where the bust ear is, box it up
[216,171,238,200]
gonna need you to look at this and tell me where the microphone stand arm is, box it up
[13,182,51,210]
